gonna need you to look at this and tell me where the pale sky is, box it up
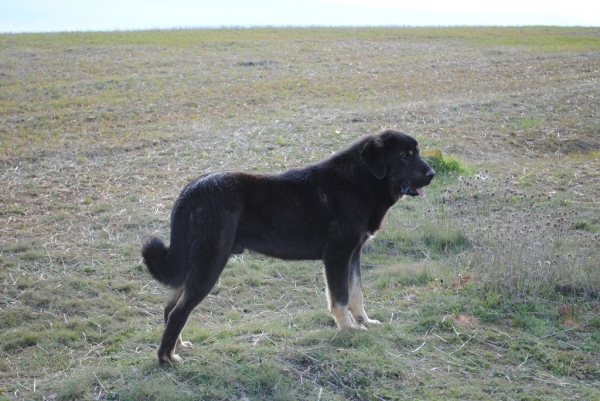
[1,0,599,33]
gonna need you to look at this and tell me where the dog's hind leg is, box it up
[158,270,230,365]
[163,286,194,350]
[157,210,239,366]
[158,287,203,365]
[348,246,381,327]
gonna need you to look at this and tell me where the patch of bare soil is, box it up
[450,314,477,328]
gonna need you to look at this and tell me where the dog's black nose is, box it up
[426,169,436,178]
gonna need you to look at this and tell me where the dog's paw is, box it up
[159,353,183,366]
[354,315,381,327]
[341,322,368,331]
[178,341,194,349]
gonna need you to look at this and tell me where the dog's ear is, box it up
[360,137,386,179]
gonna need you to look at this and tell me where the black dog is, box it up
[142,129,435,365]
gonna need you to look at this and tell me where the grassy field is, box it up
[1,27,599,400]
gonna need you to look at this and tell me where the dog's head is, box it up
[360,130,436,198]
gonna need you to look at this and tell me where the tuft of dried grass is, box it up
[438,172,600,301]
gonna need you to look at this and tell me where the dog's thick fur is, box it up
[142,129,435,365]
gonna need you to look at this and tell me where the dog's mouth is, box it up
[400,184,426,197]
[398,168,435,197]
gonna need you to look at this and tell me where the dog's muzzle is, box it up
[401,169,436,196]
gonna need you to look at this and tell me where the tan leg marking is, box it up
[326,284,366,331]
[166,286,194,351]
[159,351,183,366]
[177,335,194,350]
[348,274,381,327]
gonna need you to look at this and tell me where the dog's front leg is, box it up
[348,248,381,327]
[323,244,365,331]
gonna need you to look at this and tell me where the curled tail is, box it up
[142,237,186,288]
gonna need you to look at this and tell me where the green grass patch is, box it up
[423,150,468,177]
